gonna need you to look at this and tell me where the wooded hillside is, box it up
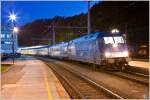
[19,1,149,46]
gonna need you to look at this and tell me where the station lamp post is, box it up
[9,13,18,64]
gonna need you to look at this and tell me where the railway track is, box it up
[42,59,123,99]
[38,57,148,99]
[63,60,149,86]
[103,70,149,86]
[125,70,149,78]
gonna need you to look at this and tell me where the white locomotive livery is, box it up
[21,32,130,71]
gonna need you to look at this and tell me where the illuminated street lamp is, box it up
[9,13,17,22]
[9,13,17,64]
[13,27,19,33]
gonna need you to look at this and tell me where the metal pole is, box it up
[13,31,15,64]
[52,25,55,45]
[87,1,96,70]
[11,22,15,64]
[87,1,91,34]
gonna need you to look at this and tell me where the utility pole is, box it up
[87,1,96,70]
[87,1,91,34]
[52,25,55,45]
[12,23,15,64]
[11,21,16,64]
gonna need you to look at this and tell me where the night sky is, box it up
[2,1,98,27]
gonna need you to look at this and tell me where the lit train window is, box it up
[104,36,124,44]
[114,36,124,43]
[104,37,114,44]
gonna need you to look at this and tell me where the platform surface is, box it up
[1,56,70,100]
[129,61,149,69]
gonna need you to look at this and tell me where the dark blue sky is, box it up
[2,1,99,27]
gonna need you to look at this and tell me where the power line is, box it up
[48,26,87,29]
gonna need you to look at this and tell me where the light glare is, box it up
[123,51,129,57]
[13,27,19,33]
[9,14,17,21]
[111,29,119,33]
[113,43,118,48]
[105,52,111,57]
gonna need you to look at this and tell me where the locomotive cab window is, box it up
[114,36,125,44]
[103,36,125,44]
[103,37,114,44]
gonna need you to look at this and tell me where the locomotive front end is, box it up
[103,34,130,70]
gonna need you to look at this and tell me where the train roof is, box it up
[70,32,123,43]
[50,42,68,48]
[20,42,69,50]
[71,32,101,43]
[20,32,123,50]
[20,45,49,50]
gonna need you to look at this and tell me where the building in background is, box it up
[1,24,18,56]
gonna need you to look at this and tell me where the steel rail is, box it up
[101,69,149,86]
[126,70,149,78]
[47,62,84,99]
[63,59,149,86]
[41,58,124,99]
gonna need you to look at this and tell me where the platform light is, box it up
[8,12,18,64]
[9,13,17,22]
[111,29,119,34]
[13,27,19,33]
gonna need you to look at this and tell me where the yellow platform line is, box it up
[43,71,52,100]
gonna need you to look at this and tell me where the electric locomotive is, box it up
[101,32,130,70]
[68,31,130,71]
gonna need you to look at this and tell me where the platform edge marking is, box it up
[43,71,52,100]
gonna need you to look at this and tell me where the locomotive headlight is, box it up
[113,43,118,48]
[105,52,111,57]
[123,51,129,57]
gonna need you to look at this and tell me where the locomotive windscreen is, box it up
[103,36,125,44]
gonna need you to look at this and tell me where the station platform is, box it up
[128,60,149,75]
[129,61,149,69]
[1,56,70,100]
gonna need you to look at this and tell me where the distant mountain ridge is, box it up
[19,1,149,46]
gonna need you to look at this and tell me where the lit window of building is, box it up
[1,34,5,38]
[1,24,18,54]
[7,34,11,38]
